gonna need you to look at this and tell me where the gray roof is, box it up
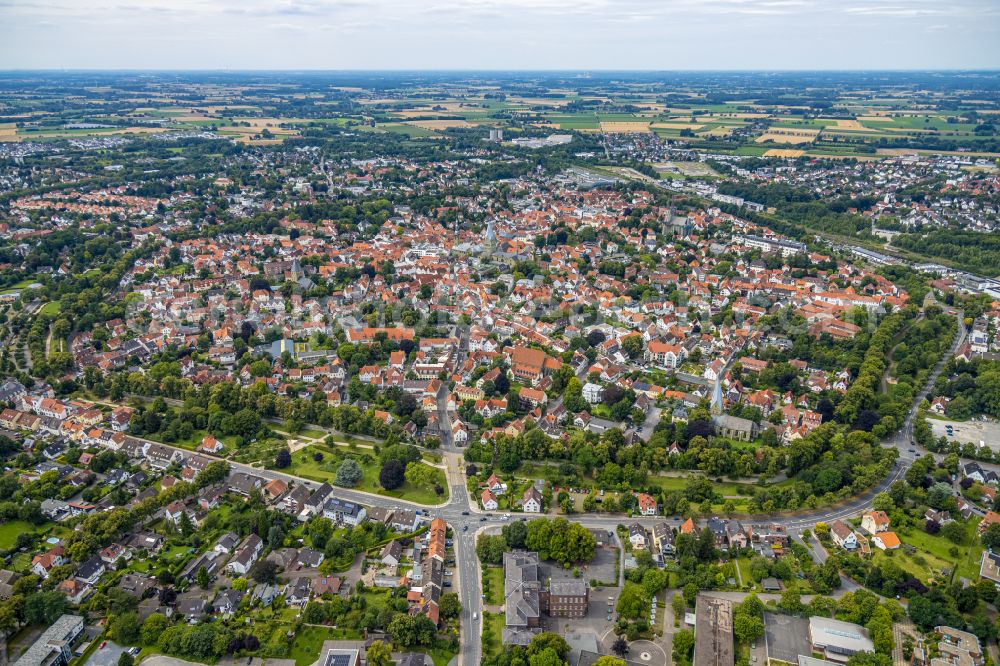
[322,649,359,666]
[504,551,541,628]
[549,579,588,597]
[13,614,84,666]
[713,413,756,433]
[809,616,874,654]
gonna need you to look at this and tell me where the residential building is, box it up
[522,486,543,513]
[226,534,263,576]
[13,614,85,666]
[861,511,890,535]
[829,520,858,550]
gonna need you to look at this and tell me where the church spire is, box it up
[710,376,724,415]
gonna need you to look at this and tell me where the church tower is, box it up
[710,376,724,415]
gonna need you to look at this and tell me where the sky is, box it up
[1,0,999,70]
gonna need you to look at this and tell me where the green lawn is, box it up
[38,302,61,316]
[895,519,984,582]
[872,544,953,587]
[288,445,447,505]
[289,626,363,666]
[735,557,755,588]
[482,611,505,657]
[360,588,394,612]
[483,566,504,605]
[0,521,41,549]
[425,645,459,666]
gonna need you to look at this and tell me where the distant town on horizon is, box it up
[1,65,1000,666]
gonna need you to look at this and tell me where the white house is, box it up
[628,523,647,549]
[582,383,604,404]
[481,489,499,511]
[829,520,858,550]
[485,473,508,495]
[226,534,263,576]
[522,486,543,513]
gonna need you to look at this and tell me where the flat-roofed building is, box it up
[694,596,734,666]
[322,648,361,666]
[14,614,84,666]
[930,626,984,666]
[809,617,874,663]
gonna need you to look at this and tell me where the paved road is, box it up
[87,311,971,666]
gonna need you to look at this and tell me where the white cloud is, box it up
[0,0,998,68]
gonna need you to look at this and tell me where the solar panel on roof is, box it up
[324,653,356,666]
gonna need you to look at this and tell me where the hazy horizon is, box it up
[2,0,999,71]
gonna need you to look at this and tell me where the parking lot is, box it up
[85,640,129,666]
[539,540,619,587]
[929,417,1000,451]
[763,612,810,665]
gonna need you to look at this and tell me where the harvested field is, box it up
[651,123,704,130]
[171,114,223,122]
[235,137,286,145]
[829,119,866,130]
[404,119,474,130]
[697,127,734,137]
[509,97,574,107]
[764,148,805,157]
[859,115,894,122]
[231,117,298,130]
[712,112,771,119]
[600,121,651,133]
[222,126,298,136]
[24,127,168,138]
[160,105,254,115]
[756,128,820,144]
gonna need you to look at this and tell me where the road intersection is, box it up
[110,311,981,666]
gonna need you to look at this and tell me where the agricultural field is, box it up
[4,77,998,159]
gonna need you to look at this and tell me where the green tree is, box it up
[734,613,764,644]
[141,614,169,646]
[616,584,648,619]
[110,612,142,645]
[379,459,406,490]
[529,648,565,666]
[476,534,507,564]
[335,459,363,487]
[439,593,462,620]
[197,565,210,589]
[673,629,695,665]
[529,633,571,660]
[593,658,626,666]
[23,591,67,625]
[845,653,891,666]
[367,641,393,666]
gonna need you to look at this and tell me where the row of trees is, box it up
[476,517,597,566]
